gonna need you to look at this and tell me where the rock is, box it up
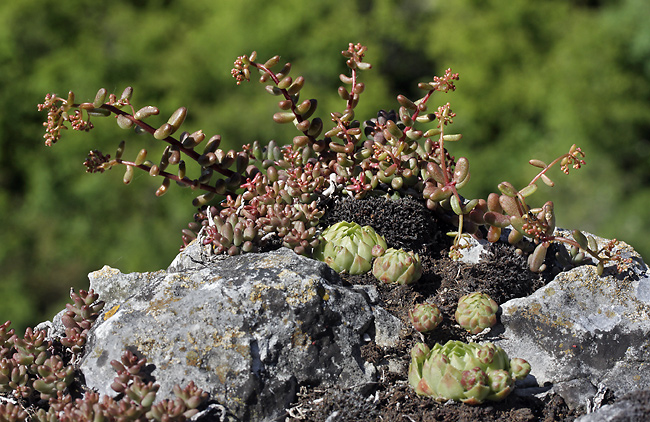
[490,231,650,410]
[575,400,641,422]
[456,235,490,265]
[79,245,381,421]
[575,388,650,421]
[349,283,405,349]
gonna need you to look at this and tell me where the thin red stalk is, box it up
[117,159,237,196]
[96,104,236,179]
[528,154,569,186]
[251,62,312,138]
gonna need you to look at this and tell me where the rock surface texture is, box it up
[488,232,650,419]
[79,243,383,421]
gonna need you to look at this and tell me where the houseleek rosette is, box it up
[455,292,499,334]
[372,248,422,285]
[312,221,387,275]
[408,340,530,405]
[409,303,442,333]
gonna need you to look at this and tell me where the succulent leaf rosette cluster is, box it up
[409,303,443,333]
[372,247,422,285]
[312,221,386,275]
[455,292,499,334]
[454,292,499,334]
[408,340,531,404]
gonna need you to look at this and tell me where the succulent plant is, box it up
[372,247,422,285]
[0,289,209,422]
[0,402,28,421]
[312,221,387,275]
[0,289,106,406]
[27,39,636,420]
[409,303,443,333]
[38,42,628,279]
[408,340,530,404]
[455,292,499,335]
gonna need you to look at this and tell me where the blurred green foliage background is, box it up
[1,0,649,333]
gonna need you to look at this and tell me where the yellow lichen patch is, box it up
[186,350,202,367]
[284,275,320,307]
[516,300,575,331]
[213,364,234,384]
[256,254,294,269]
[209,329,249,356]
[200,276,224,291]
[147,295,181,317]
[318,285,330,301]
[249,283,274,303]
[144,270,166,283]
[146,280,190,316]
[103,304,121,320]
[543,287,556,298]
[134,337,167,356]
[529,302,543,315]
[559,345,579,357]
[291,326,310,348]
[90,266,122,279]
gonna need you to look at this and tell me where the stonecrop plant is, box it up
[38,42,629,275]
[0,291,209,421]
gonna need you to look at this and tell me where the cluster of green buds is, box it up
[32,355,75,400]
[409,303,443,333]
[200,205,263,255]
[408,340,531,404]
[109,352,208,421]
[1,327,64,400]
[1,347,32,398]
[372,248,422,285]
[0,402,27,421]
[313,221,387,275]
[455,292,499,335]
[190,142,328,256]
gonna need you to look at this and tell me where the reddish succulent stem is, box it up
[97,104,236,180]
[404,89,434,133]
[250,62,313,142]
[347,67,359,113]
[331,114,356,148]
[116,159,236,196]
[528,154,570,186]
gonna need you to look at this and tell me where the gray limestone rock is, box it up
[80,245,379,421]
[576,389,650,422]
[488,232,650,410]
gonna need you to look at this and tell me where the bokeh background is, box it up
[1,0,649,333]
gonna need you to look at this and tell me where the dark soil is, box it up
[285,196,585,422]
